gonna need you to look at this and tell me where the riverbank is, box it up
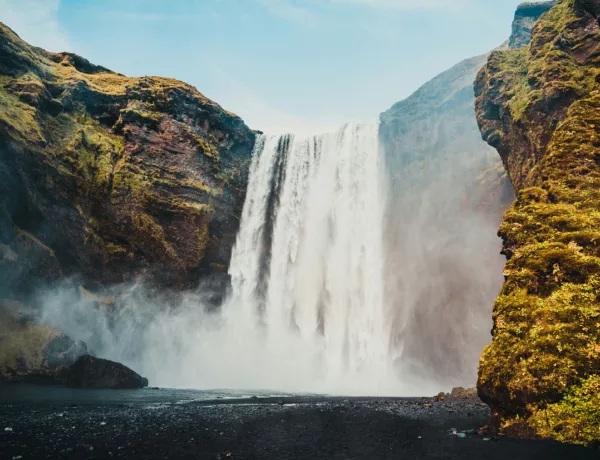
[0,385,597,459]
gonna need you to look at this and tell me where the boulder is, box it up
[64,355,148,389]
[0,299,87,382]
[433,387,478,402]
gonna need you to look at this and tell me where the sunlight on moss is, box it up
[477,0,600,445]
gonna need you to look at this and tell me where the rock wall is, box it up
[475,0,600,445]
[0,23,256,297]
[378,51,514,387]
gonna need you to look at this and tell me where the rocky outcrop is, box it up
[64,355,148,389]
[475,0,600,445]
[0,299,88,383]
[0,23,256,297]
[0,298,147,388]
[509,2,557,49]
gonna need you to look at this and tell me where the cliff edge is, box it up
[0,23,256,296]
[475,0,600,445]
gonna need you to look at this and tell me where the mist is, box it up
[28,107,512,396]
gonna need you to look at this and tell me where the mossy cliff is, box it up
[510,2,557,49]
[475,0,600,445]
[0,23,256,294]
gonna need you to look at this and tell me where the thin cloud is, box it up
[258,0,318,25]
[204,62,340,134]
[0,0,70,52]
[332,0,467,8]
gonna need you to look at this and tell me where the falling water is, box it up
[33,119,503,394]
[220,121,431,395]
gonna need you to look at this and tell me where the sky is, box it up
[1,0,538,132]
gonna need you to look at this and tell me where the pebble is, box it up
[4,427,13,432]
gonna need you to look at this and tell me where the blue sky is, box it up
[2,0,535,132]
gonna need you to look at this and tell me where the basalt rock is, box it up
[0,22,256,297]
[64,355,148,389]
[475,0,600,445]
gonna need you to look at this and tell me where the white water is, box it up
[211,121,432,395]
[34,119,502,395]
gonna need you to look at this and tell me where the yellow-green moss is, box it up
[477,0,600,446]
[0,75,45,143]
[0,21,252,287]
[528,375,600,445]
[49,112,124,191]
[0,317,61,374]
[194,133,220,160]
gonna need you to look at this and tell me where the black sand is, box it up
[0,386,597,460]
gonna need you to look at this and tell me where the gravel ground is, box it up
[0,386,597,460]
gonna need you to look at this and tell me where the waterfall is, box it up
[35,119,502,394]
[218,121,431,395]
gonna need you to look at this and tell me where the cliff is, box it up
[378,51,514,386]
[0,23,256,297]
[380,52,515,216]
[475,0,600,445]
[509,1,557,49]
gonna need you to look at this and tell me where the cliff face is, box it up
[0,23,256,297]
[509,1,557,49]
[378,53,515,387]
[377,1,554,387]
[380,52,515,217]
[475,0,600,444]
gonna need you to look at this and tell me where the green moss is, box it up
[130,212,177,260]
[0,75,45,144]
[528,375,600,445]
[0,21,251,288]
[477,0,600,445]
[494,49,532,120]
[56,114,124,191]
[117,101,163,130]
[0,316,61,374]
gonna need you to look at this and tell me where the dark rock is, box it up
[0,22,256,298]
[577,0,600,17]
[64,355,148,389]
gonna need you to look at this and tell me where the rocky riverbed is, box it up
[0,386,597,459]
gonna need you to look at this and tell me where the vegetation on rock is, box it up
[475,0,600,445]
[0,299,88,381]
[0,23,256,295]
[509,1,557,49]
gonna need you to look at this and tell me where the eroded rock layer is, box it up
[0,23,256,295]
[475,0,600,444]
